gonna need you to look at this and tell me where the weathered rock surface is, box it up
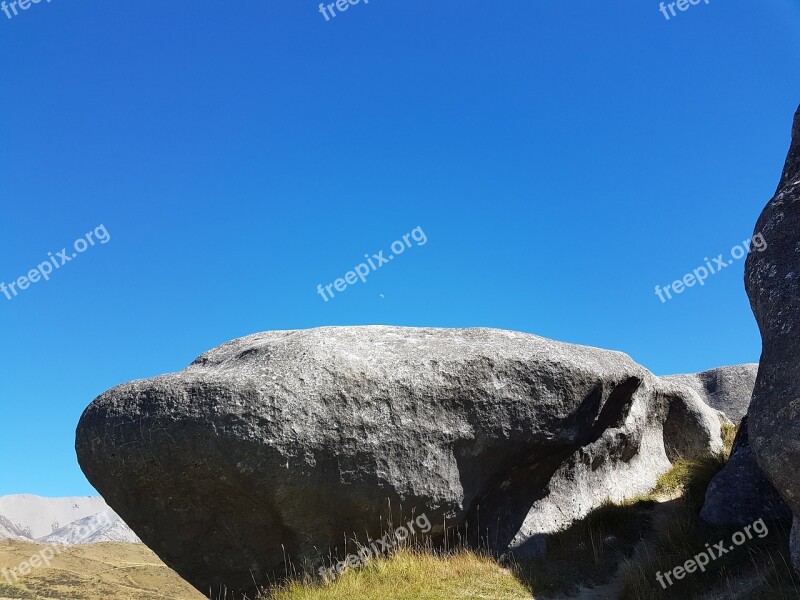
[663,364,758,423]
[658,378,726,461]
[745,105,800,573]
[700,415,790,526]
[75,326,722,596]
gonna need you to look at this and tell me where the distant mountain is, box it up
[0,495,139,544]
[0,494,107,540]
[39,509,141,544]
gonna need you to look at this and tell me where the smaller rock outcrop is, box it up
[662,364,758,424]
[701,416,790,526]
[658,378,726,461]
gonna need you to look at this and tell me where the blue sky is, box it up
[1,1,799,496]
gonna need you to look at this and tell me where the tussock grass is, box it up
[618,508,798,600]
[651,454,728,509]
[265,548,532,600]
[721,421,739,458]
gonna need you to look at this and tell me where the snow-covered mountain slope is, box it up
[0,494,107,540]
[0,515,27,541]
[0,495,139,544]
[38,509,141,544]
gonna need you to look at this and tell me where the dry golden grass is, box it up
[0,540,204,600]
[266,548,533,600]
[721,421,739,458]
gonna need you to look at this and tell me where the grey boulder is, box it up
[662,364,758,423]
[745,104,800,573]
[75,326,722,596]
[700,415,790,526]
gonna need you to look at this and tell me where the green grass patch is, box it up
[651,454,728,510]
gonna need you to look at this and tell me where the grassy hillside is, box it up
[0,543,533,600]
[0,541,203,600]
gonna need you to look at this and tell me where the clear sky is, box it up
[1,1,799,497]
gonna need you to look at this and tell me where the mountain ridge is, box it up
[0,494,139,544]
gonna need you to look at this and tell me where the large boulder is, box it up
[745,105,800,573]
[700,415,790,526]
[662,364,758,423]
[75,326,722,596]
